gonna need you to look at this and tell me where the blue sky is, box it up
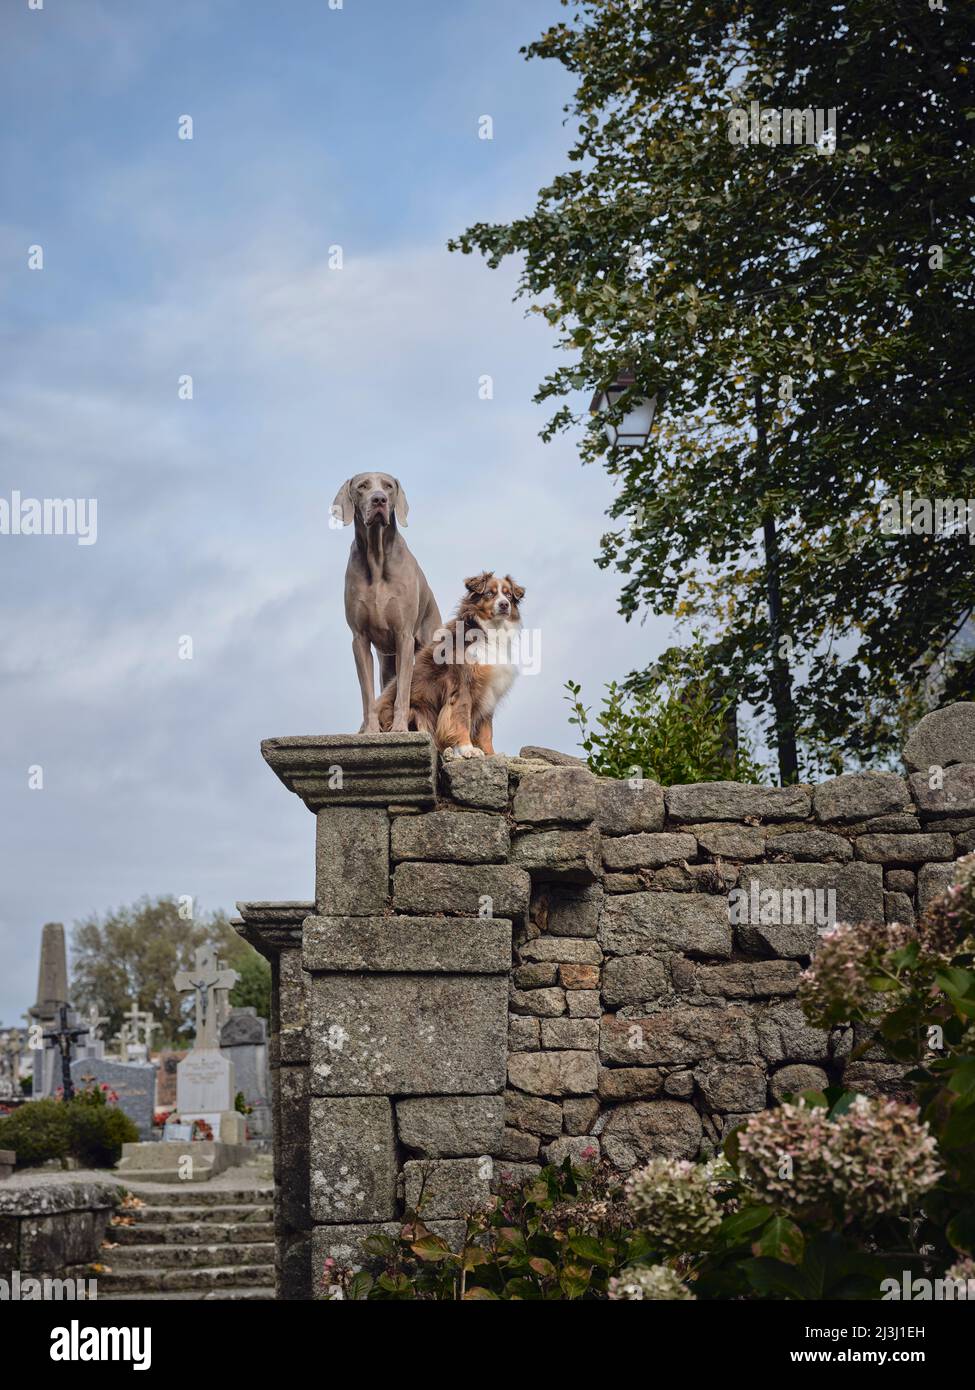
[0,0,674,1025]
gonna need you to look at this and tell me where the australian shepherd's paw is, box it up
[443,743,484,761]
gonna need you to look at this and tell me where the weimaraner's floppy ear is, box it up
[506,575,526,602]
[464,571,492,595]
[392,477,409,527]
[330,478,355,526]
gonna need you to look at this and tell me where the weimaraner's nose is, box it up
[370,491,388,509]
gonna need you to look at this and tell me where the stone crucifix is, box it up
[174,946,239,1050]
[86,1003,108,1042]
[122,1003,158,1058]
[42,1005,89,1102]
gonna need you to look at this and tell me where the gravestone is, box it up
[119,949,246,1179]
[77,1005,107,1061]
[174,947,244,1144]
[220,1007,271,1140]
[0,1032,20,1102]
[70,1057,157,1141]
[155,1050,186,1109]
[177,1048,236,1138]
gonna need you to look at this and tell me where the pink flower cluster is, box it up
[917,852,975,958]
[736,1096,942,1224]
[798,919,915,1026]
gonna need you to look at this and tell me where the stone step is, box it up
[95,1264,274,1293]
[127,1186,272,1208]
[104,1242,274,1270]
[111,1221,275,1247]
[114,1203,273,1226]
[98,1286,276,1301]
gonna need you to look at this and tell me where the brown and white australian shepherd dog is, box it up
[376,571,524,758]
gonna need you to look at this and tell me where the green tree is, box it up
[451,0,975,780]
[70,896,269,1046]
[227,948,272,1021]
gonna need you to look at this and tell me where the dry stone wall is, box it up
[237,702,975,1299]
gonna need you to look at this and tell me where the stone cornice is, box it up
[233,901,313,959]
[260,733,437,811]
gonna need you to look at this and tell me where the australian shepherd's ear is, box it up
[464,572,494,596]
[506,575,525,602]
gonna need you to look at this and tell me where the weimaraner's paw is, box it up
[360,718,381,734]
[390,718,410,733]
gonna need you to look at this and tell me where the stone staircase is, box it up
[96,1185,276,1300]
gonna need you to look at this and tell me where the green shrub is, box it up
[322,1158,643,1301]
[66,1089,138,1168]
[0,1084,138,1170]
[565,638,764,784]
[0,1099,71,1167]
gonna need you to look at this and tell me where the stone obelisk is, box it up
[28,922,71,1098]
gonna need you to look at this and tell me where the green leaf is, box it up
[558,1263,592,1299]
[567,1233,615,1266]
[502,1277,543,1300]
[410,1234,453,1262]
[948,1060,975,1098]
[377,1273,414,1298]
[719,1204,775,1245]
[753,1215,805,1266]
[795,1089,829,1108]
[826,1090,859,1119]
[936,968,975,1000]
[345,1271,374,1300]
[946,1209,975,1255]
[744,1256,809,1299]
[496,1226,527,1251]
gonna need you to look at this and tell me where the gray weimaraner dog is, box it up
[332,472,442,733]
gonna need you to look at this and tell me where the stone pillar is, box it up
[240,733,512,1296]
[233,900,312,1301]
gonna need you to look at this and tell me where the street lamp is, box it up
[590,369,658,449]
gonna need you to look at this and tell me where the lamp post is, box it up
[589,369,659,449]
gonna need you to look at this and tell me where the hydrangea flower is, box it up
[918,853,975,958]
[736,1096,942,1224]
[798,919,916,1026]
[608,1264,696,1300]
[625,1158,723,1252]
[944,1257,975,1298]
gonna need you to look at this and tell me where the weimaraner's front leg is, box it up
[391,633,415,733]
[352,633,379,733]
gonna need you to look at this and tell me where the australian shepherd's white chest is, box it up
[376,571,525,758]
